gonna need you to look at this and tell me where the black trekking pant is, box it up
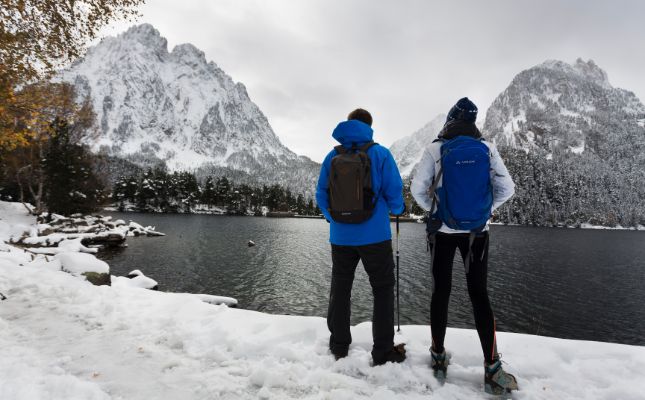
[327,240,395,358]
[430,232,498,364]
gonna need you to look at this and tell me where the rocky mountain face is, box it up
[60,24,318,195]
[389,114,446,177]
[483,59,645,226]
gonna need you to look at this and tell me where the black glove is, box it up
[394,203,406,216]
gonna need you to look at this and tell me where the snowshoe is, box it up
[484,358,518,395]
[430,348,450,381]
[372,343,406,366]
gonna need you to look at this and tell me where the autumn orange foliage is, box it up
[1,0,144,152]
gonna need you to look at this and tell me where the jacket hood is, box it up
[332,120,374,146]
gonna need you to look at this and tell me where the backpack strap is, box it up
[333,141,376,155]
[464,229,489,274]
[358,141,376,152]
[333,145,347,154]
[428,167,443,210]
[464,231,476,274]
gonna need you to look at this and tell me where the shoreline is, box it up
[103,209,645,230]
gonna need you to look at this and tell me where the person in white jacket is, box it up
[410,97,518,395]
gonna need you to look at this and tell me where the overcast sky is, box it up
[100,0,645,162]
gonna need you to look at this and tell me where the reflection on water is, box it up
[100,213,645,346]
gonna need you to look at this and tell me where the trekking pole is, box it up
[396,215,401,333]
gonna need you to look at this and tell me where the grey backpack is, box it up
[328,141,377,223]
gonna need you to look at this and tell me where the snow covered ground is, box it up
[2,202,645,399]
[2,262,645,400]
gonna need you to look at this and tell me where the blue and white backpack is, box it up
[427,136,493,270]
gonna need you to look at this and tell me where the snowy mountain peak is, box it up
[120,23,168,51]
[171,43,207,63]
[573,58,609,85]
[538,58,610,88]
[389,113,446,177]
[483,58,645,154]
[59,24,319,194]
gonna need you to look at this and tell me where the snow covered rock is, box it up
[112,269,159,290]
[126,221,165,237]
[112,274,158,290]
[55,252,110,286]
[193,293,238,307]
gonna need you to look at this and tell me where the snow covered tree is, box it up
[215,177,231,206]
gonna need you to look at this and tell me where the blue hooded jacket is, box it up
[316,120,404,246]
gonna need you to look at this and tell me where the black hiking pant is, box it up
[327,240,395,359]
[430,232,498,364]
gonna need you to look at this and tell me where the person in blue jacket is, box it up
[316,108,406,365]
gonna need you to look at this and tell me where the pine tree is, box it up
[215,176,231,206]
[136,169,156,212]
[43,119,106,215]
[201,176,216,207]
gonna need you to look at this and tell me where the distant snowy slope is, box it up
[389,114,446,177]
[483,58,645,157]
[59,24,318,193]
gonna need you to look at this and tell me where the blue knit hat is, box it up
[446,97,478,123]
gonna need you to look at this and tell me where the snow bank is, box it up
[1,200,170,286]
[111,272,240,305]
[56,252,109,275]
[1,262,644,400]
[0,201,35,242]
[27,238,98,255]
[580,222,644,231]
[193,293,238,307]
[13,212,164,250]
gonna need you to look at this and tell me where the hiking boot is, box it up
[484,357,518,395]
[372,343,406,366]
[430,347,450,381]
[330,347,348,361]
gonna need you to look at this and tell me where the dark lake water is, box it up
[99,213,645,346]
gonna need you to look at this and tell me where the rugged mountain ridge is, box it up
[484,58,645,157]
[389,114,446,177]
[60,24,318,194]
